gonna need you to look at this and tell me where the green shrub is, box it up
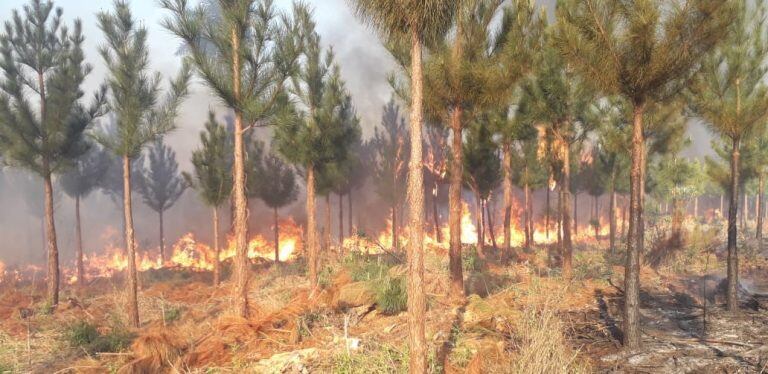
[0,362,13,374]
[163,306,182,324]
[343,253,391,282]
[318,266,335,289]
[462,247,482,272]
[64,320,134,354]
[332,343,409,374]
[373,277,407,315]
[65,321,100,348]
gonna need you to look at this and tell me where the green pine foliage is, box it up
[139,141,187,215]
[185,111,232,209]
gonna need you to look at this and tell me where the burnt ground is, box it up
[575,270,768,373]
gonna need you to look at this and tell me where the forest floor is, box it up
[2,222,768,373]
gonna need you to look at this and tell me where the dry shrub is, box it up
[509,290,590,374]
[118,328,186,374]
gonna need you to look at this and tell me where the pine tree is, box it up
[250,151,298,264]
[463,119,502,257]
[184,111,232,286]
[371,99,410,252]
[0,0,105,306]
[517,42,594,279]
[555,0,734,347]
[59,144,110,289]
[346,1,456,368]
[139,140,187,263]
[510,129,547,249]
[687,1,768,313]
[161,0,299,318]
[95,1,190,327]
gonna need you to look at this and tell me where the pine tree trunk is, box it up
[524,182,532,249]
[594,195,600,240]
[274,207,280,264]
[231,28,250,318]
[757,173,764,247]
[727,137,740,312]
[624,102,646,349]
[42,165,60,308]
[213,206,220,286]
[325,194,331,250]
[502,142,513,258]
[75,195,85,289]
[338,193,344,245]
[574,192,579,236]
[307,165,318,288]
[476,192,485,259]
[744,193,749,228]
[720,194,724,216]
[159,210,165,263]
[392,202,398,251]
[448,104,464,298]
[406,31,427,374]
[546,184,551,240]
[348,191,353,237]
[671,197,683,247]
[486,199,498,250]
[123,155,140,327]
[694,196,699,219]
[432,184,442,243]
[560,137,573,279]
[610,185,617,255]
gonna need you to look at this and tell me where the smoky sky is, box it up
[0,0,714,267]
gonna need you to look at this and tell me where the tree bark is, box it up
[306,165,318,288]
[757,173,764,248]
[448,104,464,298]
[671,197,683,247]
[432,184,442,243]
[486,199,498,250]
[406,31,427,374]
[475,192,486,259]
[338,193,344,245]
[546,183,551,240]
[720,194,724,217]
[560,137,573,279]
[392,202,398,251]
[348,191,353,237]
[594,195,600,240]
[272,207,280,265]
[726,137,740,312]
[123,156,140,328]
[213,206,221,286]
[75,195,85,289]
[231,27,250,318]
[574,192,579,237]
[325,195,331,250]
[623,102,646,349]
[158,210,165,263]
[502,142,513,258]
[524,181,532,249]
[609,180,617,255]
[42,167,60,307]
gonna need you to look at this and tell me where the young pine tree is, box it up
[250,151,298,264]
[463,120,502,258]
[555,0,734,346]
[687,1,768,313]
[95,1,190,327]
[0,0,105,306]
[185,112,233,286]
[161,0,299,318]
[59,144,110,289]
[371,99,410,252]
[139,140,188,263]
[349,2,456,370]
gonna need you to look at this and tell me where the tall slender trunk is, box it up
[757,173,764,248]
[609,185,617,254]
[475,192,485,259]
[727,137,740,312]
[42,169,59,307]
[448,106,464,298]
[502,142,513,258]
[348,191,353,237]
[671,197,683,247]
[561,138,573,279]
[524,182,532,249]
[432,184,442,243]
[406,31,427,374]
[213,206,221,286]
[75,195,85,289]
[694,196,699,219]
[325,194,331,250]
[720,194,724,217]
[392,203,398,251]
[123,155,139,327]
[158,210,165,263]
[624,102,646,349]
[231,28,250,318]
[306,166,318,288]
[594,195,600,240]
[486,199,498,250]
[338,194,344,245]
[545,184,551,239]
[743,193,748,228]
[622,198,628,239]
[574,192,579,236]
[274,207,280,264]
